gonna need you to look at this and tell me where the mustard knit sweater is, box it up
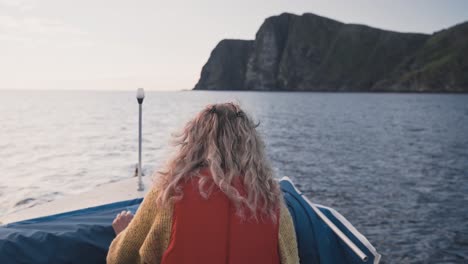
[107,187,300,264]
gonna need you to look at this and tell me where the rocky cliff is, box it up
[194,13,468,92]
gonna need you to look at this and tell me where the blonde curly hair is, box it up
[154,102,281,221]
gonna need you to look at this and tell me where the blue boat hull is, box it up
[0,178,380,264]
[280,177,380,264]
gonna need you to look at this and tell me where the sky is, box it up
[1,0,467,91]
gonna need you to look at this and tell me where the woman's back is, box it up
[107,103,299,264]
[161,169,280,264]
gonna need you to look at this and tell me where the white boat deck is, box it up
[1,176,153,224]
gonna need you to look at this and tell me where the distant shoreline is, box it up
[189,89,468,94]
[1,89,467,94]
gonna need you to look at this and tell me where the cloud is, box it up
[0,0,37,11]
[0,15,91,47]
[0,0,91,47]
[0,15,87,36]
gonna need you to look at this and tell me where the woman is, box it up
[107,103,299,264]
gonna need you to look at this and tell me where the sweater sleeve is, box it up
[107,187,166,264]
[278,200,300,264]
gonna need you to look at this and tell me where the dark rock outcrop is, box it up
[194,13,468,92]
[194,39,253,90]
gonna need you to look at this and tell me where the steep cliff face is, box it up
[194,39,253,90]
[244,13,294,90]
[193,13,468,92]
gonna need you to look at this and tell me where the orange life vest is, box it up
[161,169,280,264]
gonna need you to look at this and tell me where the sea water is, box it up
[0,90,467,263]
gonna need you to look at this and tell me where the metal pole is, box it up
[136,88,145,191]
[138,103,143,191]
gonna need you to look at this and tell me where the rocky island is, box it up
[193,13,468,92]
